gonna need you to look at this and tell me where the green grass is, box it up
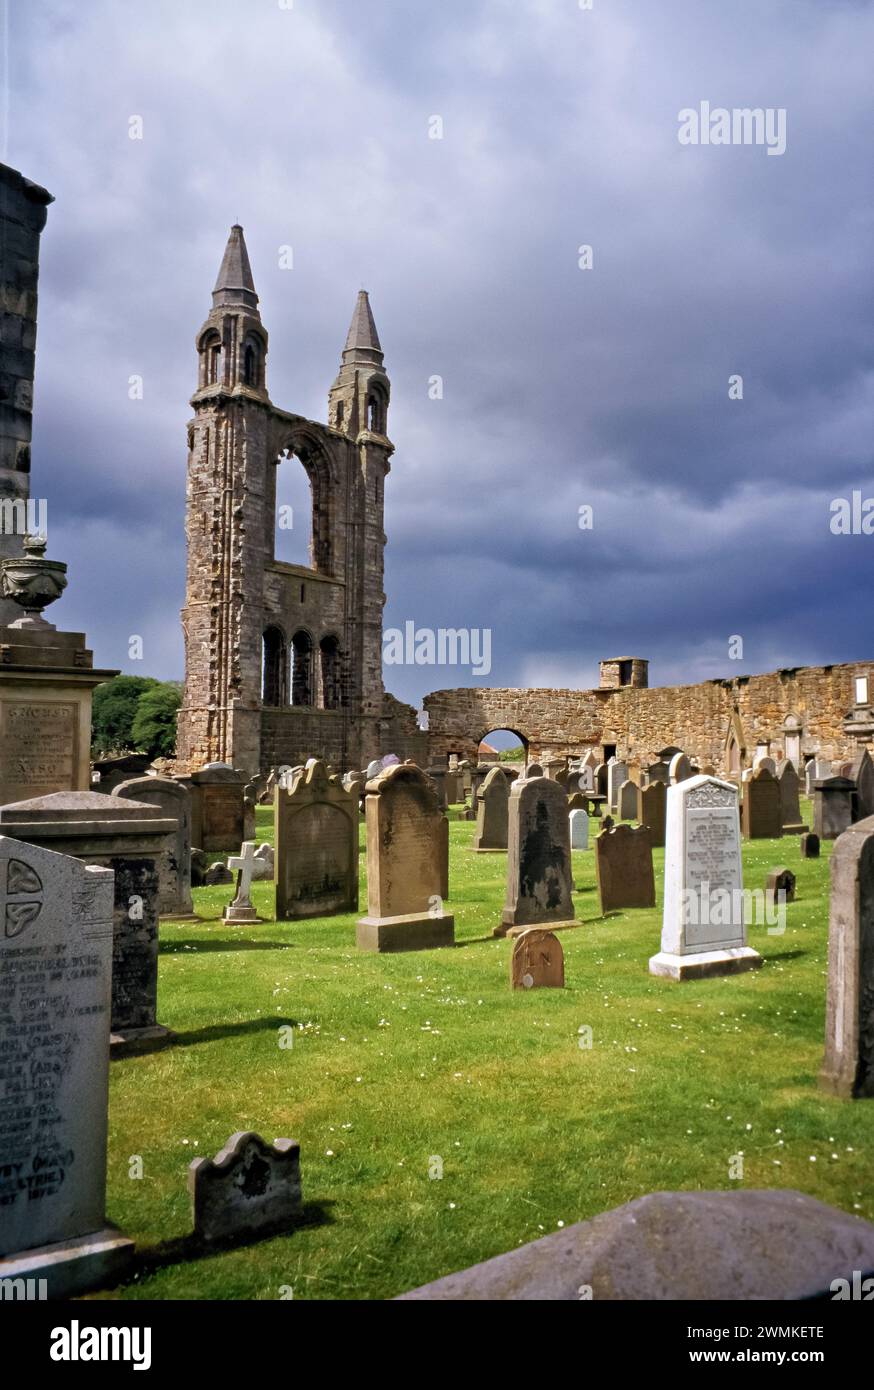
[97,799,874,1301]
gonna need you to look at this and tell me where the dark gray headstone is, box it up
[189,1132,301,1244]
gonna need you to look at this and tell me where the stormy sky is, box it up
[5,0,874,714]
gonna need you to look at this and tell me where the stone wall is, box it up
[423,660,874,769]
[0,163,53,625]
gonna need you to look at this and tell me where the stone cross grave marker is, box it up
[224,842,260,924]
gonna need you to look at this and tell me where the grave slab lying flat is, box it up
[396,1190,874,1300]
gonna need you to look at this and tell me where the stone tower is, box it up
[176,226,396,777]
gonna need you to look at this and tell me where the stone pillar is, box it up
[0,164,53,627]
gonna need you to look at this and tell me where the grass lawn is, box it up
[96,799,874,1301]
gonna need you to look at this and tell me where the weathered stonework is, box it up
[0,163,53,626]
[176,227,418,777]
[424,662,874,773]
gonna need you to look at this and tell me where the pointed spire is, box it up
[212,224,259,312]
[341,290,383,367]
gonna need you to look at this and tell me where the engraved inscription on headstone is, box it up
[650,776,762,981]
[0,837,134,1295]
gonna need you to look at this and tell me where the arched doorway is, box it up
[478,728,528,765]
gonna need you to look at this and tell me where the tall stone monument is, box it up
[650,775,762,981]
[0,836,134,1295]
[0,537,117,805]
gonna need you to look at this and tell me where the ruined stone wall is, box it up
[0,164,53,625]
[424,660,874,768]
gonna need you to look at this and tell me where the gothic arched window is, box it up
[262,627,287,706]
[291,630,314,707]
[320,635,342,710]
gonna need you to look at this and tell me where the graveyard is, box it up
[3,4,874,1328]
[87,794,874,1301]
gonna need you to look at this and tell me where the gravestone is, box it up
[595,825,655,914]
[473,765,510,852]
[497,773,575,937]
[646,761,670,786]
[777,762,807,836]
[618,780,638,821]
[804,761,817,797]
[594,764,607,797]
[275,761,358,919]
[567,792,587,812]
[753,754,776,776]
[637,780,667,848]
[650,775,761,981]
[187,764,246,853]
[765,867,796,908]
[189,1132,301,1244]
[224,842,261,924]
[852,749,874,821]
[204,861,233,885]
[0,791,175,1051]
[669,752,692,785]
[569,808,589,850]
[356,763,454,952]
[526,763,544,779]
[814,777,857,841]
[800,832,820,859]
[0,837,134,1295]
[444,769,463,804]
[579,765,595,793]
[819,815,874,1099]
[113,775,195,918]
[427,766,448,811]
[607,759,629,814]
[510,928,565,991]
[252,842,274,880]
[741,767,783,840]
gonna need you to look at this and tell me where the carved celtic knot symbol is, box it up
[3,858,44,939]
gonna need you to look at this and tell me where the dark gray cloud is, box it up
[7,0,874,711]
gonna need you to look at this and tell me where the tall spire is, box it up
[341,290,383,367]
[212,224,259,312]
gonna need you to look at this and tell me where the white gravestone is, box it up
[649,776,762,981]
[569,809,589,850]
[0,837,134,1295]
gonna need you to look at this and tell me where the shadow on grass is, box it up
[126,1201,336,1282]
[160,938,294,955]
[113,1017,300,1059]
